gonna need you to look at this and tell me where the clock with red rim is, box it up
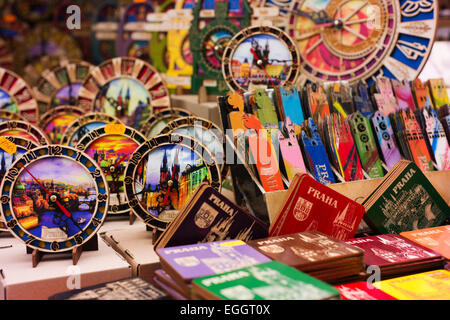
[288,0,438,85]
[77,57,171,129]
[222,25,301,92]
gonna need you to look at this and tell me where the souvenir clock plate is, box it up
[60,112,122,147]
[0,67,39,123]
[39,106,85,144]
[160,116,226,174]
[77,57,171,128]
[288,0,438,85]
[33,61,93,116]
[0,121,50,145]
[76,125,146,215]
[124,133,221,231]
[0,109,26,123]
[19,24,83,86]
[0,136,38,231]
[141,107,192,138]
[0,145,109,253]
[222,25,301,92]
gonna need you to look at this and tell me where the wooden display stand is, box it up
[26,234,99,268]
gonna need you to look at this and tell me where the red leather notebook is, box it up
[269,173,365,240]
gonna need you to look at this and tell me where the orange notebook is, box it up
[401,225,450,260]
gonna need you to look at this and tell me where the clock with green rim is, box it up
[287,0,438,85]
[0,145,109,253]
[189,0,252,95]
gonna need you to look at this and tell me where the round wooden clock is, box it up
[124,133,221,231]
[76,124,146,215]
[141,107,192,138]
[77,57,171,129]
[33,61,93,116]
[222,25,301,92]
[0,136,39,232]
[0,120,50,145]
[0,67,39,123]
[0,145,109,252]
[39,105,85,144]
[288,0,438,85]
[60,112,122,147]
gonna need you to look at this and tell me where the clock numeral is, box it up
[401,0,434,18]
[6,121,17,130]
[397,40,427,60]
[48,145,62,156]
[25,235,36,245]
[90,168,101,178]
[5,167,19,182]
[97,193,108,202]
[23,152,37,164]
[92,218,102,227]
[1,195,10,204]
[88,130,100,140]
[129,152,142,166]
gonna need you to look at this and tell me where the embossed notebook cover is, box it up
[156,240,271,282]
[373,270,450,300]
[192,260,340,300]
[362,161,449,234]
[401,225,450,260]
[248,231,363,269]
[154,185,269,249]
[345,234,442,267]
[269,173,365,240]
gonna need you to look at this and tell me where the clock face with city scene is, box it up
[76,125,146,215]
[77,57,171,130]
[0,145,109,252]
[287,0,438,85]
[141,107,193,138]
[124,133,221,231]
[39,106,85,144]
[222,25,300,92]
[0,136,38,231]
[0,121,50,146]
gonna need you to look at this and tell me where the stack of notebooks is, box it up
[247,231,365,284]
[269,173,365,240]
[346,234,446,279]
[191,261,341,300]
[362,160,449,234]
[373,270,450,300]
[154,240,271,299]
[400,225,450,261]
[154,184,269,250]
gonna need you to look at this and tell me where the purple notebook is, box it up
[156,240,271,281]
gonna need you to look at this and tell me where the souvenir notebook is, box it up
[154,184,269,249]
[156,240,271,295]
[191,260,341,300]
[49,277,170,300]
[269,173,365,240]
[345,234,445,279]
[362,160,449,234]
[247,231,365,283]
[400,225,450,260]
[373,270,450,300]
[335,281,396,300]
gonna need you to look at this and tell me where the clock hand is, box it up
[250,48,276,87]
[104,153,128,177]
[162,145,181,207]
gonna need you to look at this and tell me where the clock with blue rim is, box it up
[287,0,438,85]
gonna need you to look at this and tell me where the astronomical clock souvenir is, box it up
[148,0,176,74]
[0,145,109,253]
[90,0,120,64]
[76,124,146,215]
[60,112,122,147]
[141,107,192,138]
[38,106,85,144]
[189,0,252,95]
[160,116,226,174]
[0,109,26,123]
[0,120,50,145]
[77,57,171,128]
[12,0,54,24]
[0,68,39,123]
[0,136,38,232]
[115,1,155,60]
[287,0,438,85]
[19,24,83,86]
[124,133,221,231]
[165,0,196,89]
[255,0,295,28]
[222,25,300,92]
[33,60,93,116]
